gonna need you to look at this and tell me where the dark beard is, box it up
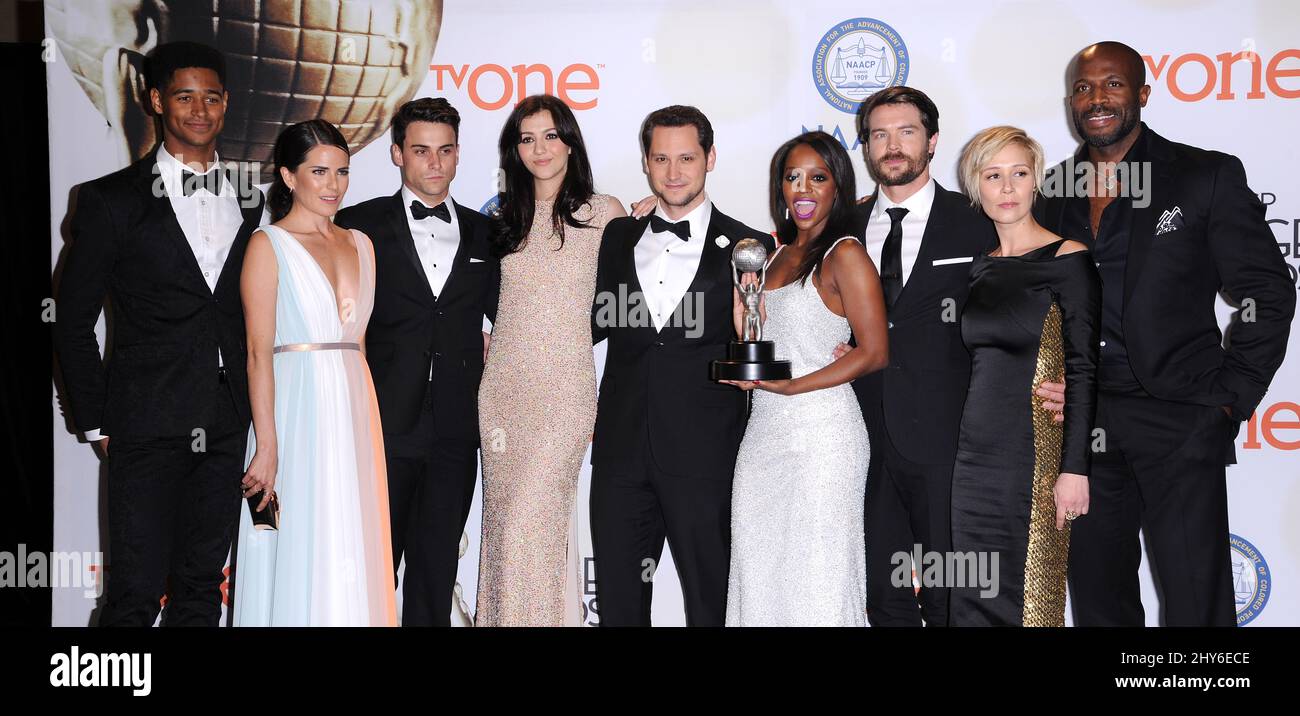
[1073,105,1140,148]
[867,151,928,187]
[659,187,703,209]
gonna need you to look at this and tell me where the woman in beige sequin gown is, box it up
[476,95,624,626]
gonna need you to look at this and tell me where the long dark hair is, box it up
[268,119,350,222]
[769,130,859,285]
[489,95,595,257]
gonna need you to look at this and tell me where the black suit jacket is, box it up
[850,181,998,466]
[1037,125,1294,420]
[335,192,499,440]
[53,154,265,439]
[591,206,774,477]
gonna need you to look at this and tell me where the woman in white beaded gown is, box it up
[720,131,889,626]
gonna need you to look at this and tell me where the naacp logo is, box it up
[812,18,909,114]
[1229,533,1270,625]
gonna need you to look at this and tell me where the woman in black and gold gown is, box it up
[950,127,1100,627]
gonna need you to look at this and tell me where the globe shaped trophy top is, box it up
[732,238,768,273]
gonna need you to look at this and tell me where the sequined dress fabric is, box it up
[726,238,871,627]
[476,197,613,626]
[949,239,1099,627]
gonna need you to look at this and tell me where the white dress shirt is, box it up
[156,144,244,293]
[863,178,936,288]
[635,195,712,332]
[86,146,244,442]
[402,186,461,299]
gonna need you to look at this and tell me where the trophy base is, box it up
[710,341,792,381]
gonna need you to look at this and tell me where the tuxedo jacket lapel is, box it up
[654,209,734,341]
[387,191,436,303]
[437,201,478,303]
[135,161,211,294]
[902,198,950,305]
[882,183,961,312]
[1123,135,1175,305]
[859,191,938,311]
[618,215,652,298]
[691,211,731,298]
[213,190,265,298]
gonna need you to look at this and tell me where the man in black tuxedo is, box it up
[334,98,498,627]
[846,87,1011,627]
[53,42,265,626]
[1038,42,1294,626]
[589,106,773,626]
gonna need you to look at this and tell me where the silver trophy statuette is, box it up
[731,238,768,342]
[711,239,792,382]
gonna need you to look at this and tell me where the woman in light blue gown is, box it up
[233,120,396,626]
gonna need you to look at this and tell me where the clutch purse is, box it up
[247,491,280,531]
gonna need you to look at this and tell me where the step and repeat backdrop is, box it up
[47,0,1297,626]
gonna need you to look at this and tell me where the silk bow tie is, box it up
[411,200,452,223]
[649,214,690,241]
[180,167,226,197]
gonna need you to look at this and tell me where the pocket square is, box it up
[1155,206,1184,236]
[932,256,973,266]
[469,257,486,263]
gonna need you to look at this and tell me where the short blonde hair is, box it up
[958,125,1046,208]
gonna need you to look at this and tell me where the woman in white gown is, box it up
[721,131,889,626]
[234,119,396,626]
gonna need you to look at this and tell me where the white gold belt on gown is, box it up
[272,342,361,353]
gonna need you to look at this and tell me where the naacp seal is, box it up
[811,17,909,114]
[1230,533,1271,626]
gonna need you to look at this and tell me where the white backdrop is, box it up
[48,0,1298,626]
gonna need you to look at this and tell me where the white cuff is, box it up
[84,428,108,441]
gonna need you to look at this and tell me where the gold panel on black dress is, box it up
[1023,302,1069,627]
[949,238,1100,627]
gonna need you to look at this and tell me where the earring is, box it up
[784,207,789,220]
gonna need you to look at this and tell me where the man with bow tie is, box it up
[54,42,266,626]
[589,105,773,626]
[335,98,500,627]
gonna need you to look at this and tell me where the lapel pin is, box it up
[715,235,730,248]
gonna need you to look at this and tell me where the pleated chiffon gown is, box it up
[233,225,397,627]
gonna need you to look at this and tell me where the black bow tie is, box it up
[411,200,452,223]
[649,215,690,241]
[180,167,226,197]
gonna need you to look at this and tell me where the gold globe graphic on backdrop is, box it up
[47,0,444,180]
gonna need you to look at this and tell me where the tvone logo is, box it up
[430,63,602,111]
[1241,401,1300,450]
[1143,49,1300,101]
